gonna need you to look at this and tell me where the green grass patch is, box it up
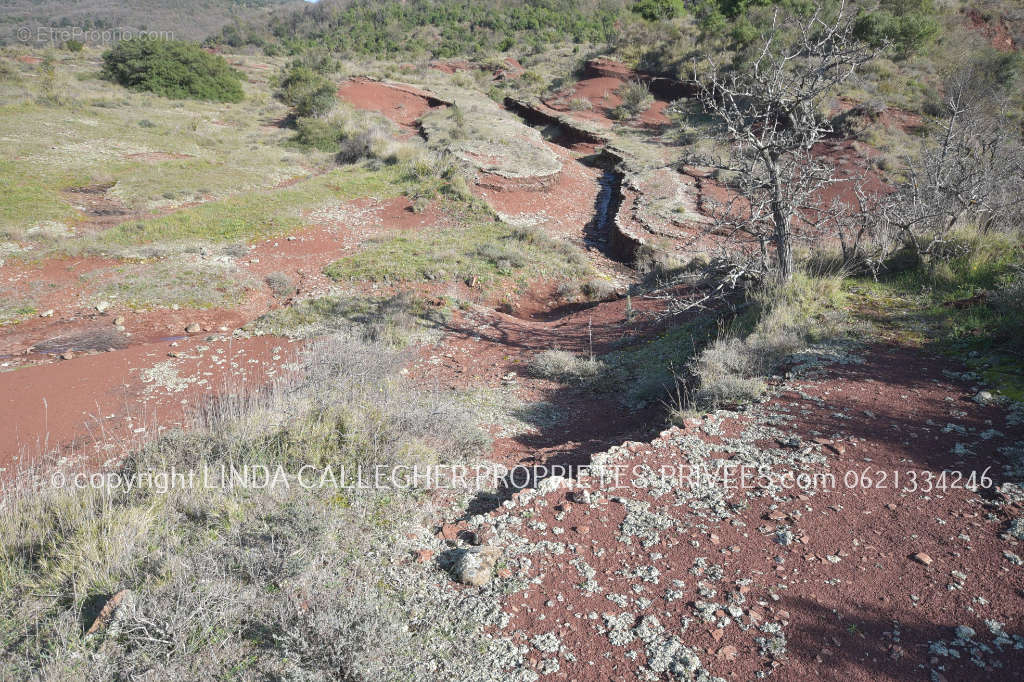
[0,160,82,238]
[0,301,37,326]
[846,229,1024,399]
[95,165,406,247]
[602,315,720,409]
[98,260,252,310]
[247,292,449,345]
[323,221,591,287]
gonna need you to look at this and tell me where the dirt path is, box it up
[0,333,300,481]
[426,342,1024,680]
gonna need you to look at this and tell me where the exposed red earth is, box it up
[0,333,299,481]
[0,193,466,480]
[428,345,1024,681]
[337,77,445,133]
[965,8,1018,51]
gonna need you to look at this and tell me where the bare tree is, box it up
[693,2,876,282]
[877,67,1024,259]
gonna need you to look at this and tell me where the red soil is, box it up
[0,194,462,481]
[443,345,1024,681]
[543,58,673,130]
[965,8,1017,51]
[473,142,602,238]
[0,334,299,481]
[336,78,443,132]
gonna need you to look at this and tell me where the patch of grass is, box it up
[0,160,80,239]
[846,228,1024,399]
[604,314,721,409]
[528,349,605,383]
[98,259,251,310]
[530,314,722,411]
[323,218,591,287]
[454,387,564,439]
[0,300,37,326]
[248,292,448,345]
[95,166,406,247]
[264,271,295,298]
[688,273,851,409]
[0,334,500,679]
[0,54,322,240]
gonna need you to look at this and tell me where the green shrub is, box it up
[64,39,84,52]
[337,131,376,164]
[632,0,686,21]
[853,0,940,56]
[611,80,654,120]
[276,64,336,118]
[294,117,344,151]
[101,38,244,102]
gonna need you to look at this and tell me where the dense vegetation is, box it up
[214,0,628,57]
[102,38,244,102]
[0,0,302,45]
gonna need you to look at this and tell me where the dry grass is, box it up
[687,273,848,408]
[0,332,506,680]
[528,349,605,383]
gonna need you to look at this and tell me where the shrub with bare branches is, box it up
[692,3,877,282]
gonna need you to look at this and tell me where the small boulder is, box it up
[453,545,502,586]
[185,322,201,334]
[95,301,109,313]
[911,552,933,566]
[85,589,135,637]
[973,391,993,405]
[39,309,54,318]
[537,475,571,495]
[113,316,125,327]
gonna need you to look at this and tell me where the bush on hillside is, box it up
[294,116,345,151]
[275,64,336,118]
[611,80,654,120]
[632,0,687,22]
[101,38,244,102]
[853,0,941,56]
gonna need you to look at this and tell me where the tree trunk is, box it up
[768,160,794,283]
[772,206,794,283]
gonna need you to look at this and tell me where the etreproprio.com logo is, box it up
[16,26,175,44]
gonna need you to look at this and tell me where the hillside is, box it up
[0,1,1023,680]
[0,0,304,45]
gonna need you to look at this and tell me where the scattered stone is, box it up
[59,351,73,360]
[537,475,571,494]
[439,522,464,542]
[113,315,125,327]
[39,309,54,318]
[95,301,109,313]
[452,545,502,586]
[412,549,434,564]
[85,589,134,636]
[912,552,934,566]
[1005,517,1024,542]
[973,391,993,405]
[185,322,201,334]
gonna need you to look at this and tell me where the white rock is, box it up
[453,545,502,586]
